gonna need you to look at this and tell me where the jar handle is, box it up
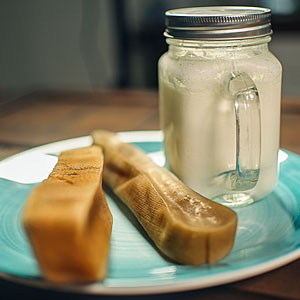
[228,72,261,191]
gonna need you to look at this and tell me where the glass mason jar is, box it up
[158,7,282,207]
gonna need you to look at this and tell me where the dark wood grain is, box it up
[0,90,299,300]
[281,98,300,154]
[0,90,159,158]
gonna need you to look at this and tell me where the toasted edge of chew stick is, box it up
[22,145,113,282]
[92,130,237,265]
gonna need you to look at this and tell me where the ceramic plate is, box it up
[0,131,299,295]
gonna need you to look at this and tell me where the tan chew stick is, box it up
[92,130,237,265]
[22,146,113,282]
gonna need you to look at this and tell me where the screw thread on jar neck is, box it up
[166,36,272,49]
[166,36,271,60]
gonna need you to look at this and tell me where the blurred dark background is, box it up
[0,0,300,101]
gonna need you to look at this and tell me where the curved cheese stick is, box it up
[92,130,237,265]
[22,146,112,282]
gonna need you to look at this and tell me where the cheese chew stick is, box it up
[22,146,112,283]
[92,130,237,265]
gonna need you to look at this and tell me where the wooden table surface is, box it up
[0,90,300,300]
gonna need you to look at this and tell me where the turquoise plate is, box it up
[0,131,300,295]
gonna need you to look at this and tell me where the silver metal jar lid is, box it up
[164,6,272,40]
